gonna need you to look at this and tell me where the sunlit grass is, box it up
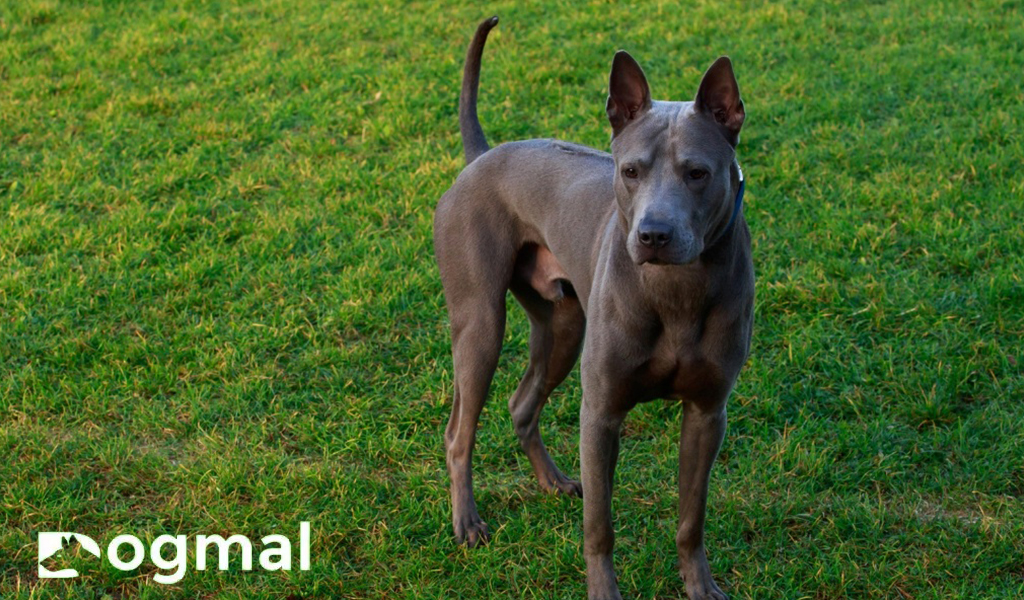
[1,0,1022,597]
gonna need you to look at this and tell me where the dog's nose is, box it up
[637,221,673,249]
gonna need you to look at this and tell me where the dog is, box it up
[433,16,752,600]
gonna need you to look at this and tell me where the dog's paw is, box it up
[539,470,583,498]
[683,573,728,600]
[453,512,489,548]
[680,551,728,599]
[685,586,728,600]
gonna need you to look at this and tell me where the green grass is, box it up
[2,0,1023,597]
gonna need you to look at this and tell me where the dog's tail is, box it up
[460,16,498,165]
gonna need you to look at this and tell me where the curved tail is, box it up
[460,16,498,165]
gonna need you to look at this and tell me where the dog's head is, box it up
[606,52,745,266]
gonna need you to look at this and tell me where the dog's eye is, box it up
[622,167,638,179]
[688,169,707,180]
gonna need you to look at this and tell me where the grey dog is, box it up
[433,16,752,600]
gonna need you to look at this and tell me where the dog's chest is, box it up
[637,329,731,401]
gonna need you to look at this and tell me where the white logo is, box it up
[38,522,311,583]
[38,532,101,579]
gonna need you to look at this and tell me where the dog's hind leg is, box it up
[437,213,517,547]
[508,257,585,496]
[444,291,506,547]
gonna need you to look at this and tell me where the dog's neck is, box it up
[603,214,748,328]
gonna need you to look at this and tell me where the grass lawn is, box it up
[2,0,1023,597]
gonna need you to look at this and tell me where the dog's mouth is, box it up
[637,254,696,267]
[634,246,700,267]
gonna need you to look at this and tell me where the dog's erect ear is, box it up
[694,56,745,145]
[607,51,652,136]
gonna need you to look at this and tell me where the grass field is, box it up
[2,0,1023,598]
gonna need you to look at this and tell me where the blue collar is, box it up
[722,163,745,235]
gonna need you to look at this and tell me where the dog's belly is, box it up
[513,243,573,302]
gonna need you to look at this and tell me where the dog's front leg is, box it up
[676,399,729,600]
[580,381,630,600]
